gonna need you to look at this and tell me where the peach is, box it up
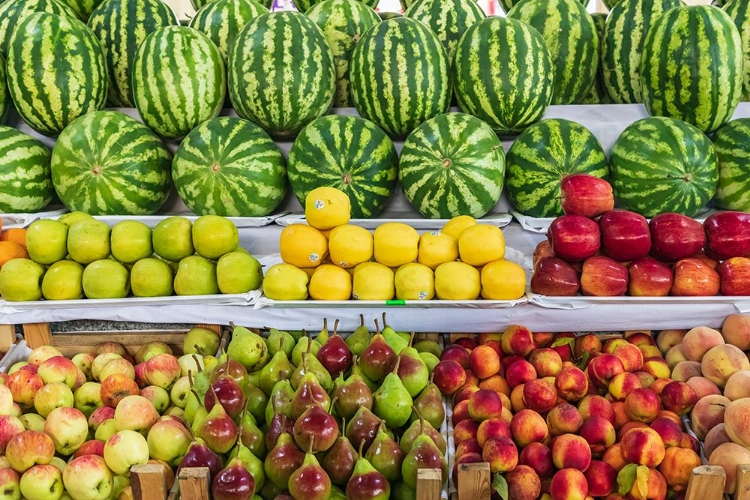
[618,421,648,441]
[708,442,750,494]
[680,432,700,454]
[550,468,589,500]
[649,417,683,448]
[502,354,525,370]
[477,418,511,447]
[685,376,721,398]
[440,345,470,367]
[499,392,511,411]
[432,360,466,395]
[469,345,501,380]
[575,335,602,359]
[552,433,592,471]
[690,394,730,440]
[511,409,549,448]
[657,410,683,426]
[453,419,479,445]
[547,403,583,436]
[511,384,526,413]
[452,384,480,406]
[506,360,537,388]
[523,379,557,413]
[482,436,518,473]
[701,344,750,387]
[659,381,697,416]
[723,370,750,400]
[628,468,667,500]
[463,370,480,387]
[656,329,687,356]
[579,416,616,456]
[665,344,687,369]
[455,438,482,459]
[620,427,666,467]
[724,397,750,448]
[505,465,542,500]
[467,389,503,422]
[626,331,656,346]
[639,345,663,359]
[612,343,644,372]
[501,325,535,357]
[611,402,630,430]
[603,338,628,354]
[670,361,702,382]
[452,400,470,425]
[587,354,625,390]
[602,443,627,473]
[642,357,671,379]
[703,424,731,461]
[556,365,589,402]
[484,340,503,359]
[553,343,574,363]
[578,395,615,424]
[529,348,563,377]
[455,338,477,351]
[648,377,672,396]
[624,388,661,423]
[608,372,642,401]
[478,332,503,344]
[533,332,555,348]
[584,460,616,497]
[682,326,724,361]
[633,371,655,388]
[721,313,750,350]
[479,375,511,396]
[500,407,513,425]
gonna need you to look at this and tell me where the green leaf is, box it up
[492,473,508,500]
[617,464,638,496]
[551,337,575,348]
[576,350,591,369]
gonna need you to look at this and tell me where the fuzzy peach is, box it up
[724,397,750,448]
[708,442,750,494]
[660,381,698,416]
[624,388,661,423]
[523,379,557,413]
[546,404,583,436]
[701,344,750,388]
[656,329,687,356]
[690,394,730,440]
[556,365,589,402]
[680,432,700,454]
[703,424,731,461]
[511,409,549,448]
[665,345,688,369]
[670,361,702,382]
[723,370,750,400]
[685,376,721,399]
[682,326,724,361]
[552,433,592,471]
[529,348,563,377]
[721,314,750,350]
[619,427,666,467]
[505,465,542,500]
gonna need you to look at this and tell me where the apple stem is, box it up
[188,370,194,388]
[193,344,205,356]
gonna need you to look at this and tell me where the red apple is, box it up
[580,256,628,296]
[599,210,651,262]
[649,213,705,262]
[560,174,614,218]
[534,241,555,271]
[531,258,580,296]
[671,258,721,296]
[719,257,750,296]
[705,211,750,261]
[628,257,674,297]
[548,215,601,263]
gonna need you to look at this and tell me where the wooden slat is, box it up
[0,324,15,353]
[458,463,491,500]
[685,466,726,500]
[196,324,222,335]
[131,464,167,500]
[23,323,51,349]
[417,469,443,500]
[735,465,750,500]
[177,467,210,500]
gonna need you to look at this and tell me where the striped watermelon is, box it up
[0,0,77,58]
[6,13,107,136]
[610,117,718,218]
[295,0,377,12]
[506,119,609,218]
[88,0,178,108]
[724,0,750,100]
[399,113,505,219]
[173,117,286,217]
[306,0,380,108]
[0,55,7,121]
[288,115,398,219]
[499,0,586,15]
[601,0,682,105]
[60,0,103,20]
[379,11,402,19]
[189,0,267,63]
[578,12,611,104]
[228,12,335,138]
[453,17,553,136]
[640,5,742,134]
[404,0,486,61]
[712,119,750,212]
[0,126,53,213]
[508,0,599,105]
[51,111,172,215]
[132,26,225,139]
[349,17,451,138]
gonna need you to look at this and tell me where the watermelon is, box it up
[294,0,377,13]
[0,55,7,121]
[51,111,172,215]
[610,117,718,218]
[6,13,107,137]
[132,26,225,140]
[640,5,742,134]
[508,0,599,105]
[453,17,553,136]
[399,113,505,219]
[306,0,380,108]
[404,0,485,61]
[578,12,611,104]
[189,0,267,63]
[0,0,77,58]
[0,126,53,213]
[601,0,682,105]
[712,119,750,212]
[379,11,402,20]
[88,0,178,108]
[60,0,103,20]
[505,119,609,218]
[288,115,397,219]
[349,17,451,138]
[724,0,750,100]
[228,12,335,138]
[500,0,587,14]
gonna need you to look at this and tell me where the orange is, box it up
[0,241,28,268]
[1,228,27,248]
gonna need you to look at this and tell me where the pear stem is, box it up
[330,396,338,412]
[279,336,285,352]
[392,356,401,374]
[382,312,388,329]
[409,332,416,348]
[374,318,380,335]
[333,318,340,338]
[308,435,315,455]
[193,354,203,373]
[322,318,328,333]
[429,372,434,384]
[359,314,364,327]
[341,417,346,438]
[358,439,365,459]
[190,389,200,401]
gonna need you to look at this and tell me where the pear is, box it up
[410,375,445,431]
[359,320,396,382]
[291,342,333,393]
[401,432,447,489]
[265,378,294,424]
[396,333,429,397]
[345,314,371,356]
[231,441,266,492]
[184,384,202,425]
[239,411,266,459]
[315,318,330,345]
[191,401,209,436]
[212,456,256,500]
[349,356,377,392]
[258,338,295,396]
[243,383,268,425]
[266,329,295,358]
[419,352,440,372]
[345,407,382,451]
[372,358,413,428]
[264,432,304,490]
[316,319,353,378]
[196,391,238,454]
[400,414,446,455]
[179,438,223,479]
[227,324,268,372]
[265,408,294,451]
[292,333,321,366]
[414,339,442,358]
[365,421,404,482]
[392,481,417,500]
[258,480,284,500]
[322,418,357,486]
[290,371,331,420]
[288,437,332,500]
[332,358,373,421]
[345,441,391,500]
[328,486,348,500]
[380,313,408,354]
[294,401,338,453]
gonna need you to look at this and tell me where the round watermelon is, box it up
[505,119,609,218]
[60,0,103,20]
[379,11,402,19]
[51,111,172,215]
[499,0,586,15]
[294,0,376,13]
[724,0,750,100]
[610,116,718,218]
[404,0,485,61]
[172,117,287,217]
[712,118,750,212]
[189,0,268,63]
[399,113,505,219]
[288,115,398,219]
[0,0,78,58]
[0,126,53,213]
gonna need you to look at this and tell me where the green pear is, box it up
[392,481,416,500]
[315,318,330,344]
[380,313,408,354]
[111,220,152,264]
[243,383,268,425]
[265,379,295,424]
[183,327,221,356]
[288,437,331,500]
[26,219,67,264]
[419,352,440,372]
[174,255,219,296]
[82,259,130,299]
[292,335,321,366]
[0,258,45,301]
[227,325,269,371]
[345,314,371,357]
[371,358,412,428]
[396,333,429,397]
[349,357,377,392]
[153,216,194,262]
[328,486,347,500]
[345,441,390,500]
[414,339,442,358]
[239,410,266,458]
[266,329,295,358]
[365,422,404,482]
[41,260,84,300]
[401,433,447,489]
[231,441,266,492]
[409,377,446,431]
[291,342,332,393]
[258,339,294,396]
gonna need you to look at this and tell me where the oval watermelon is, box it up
[610,116,718,218]
[51,111,172,215]
[6,12,107,136]
[724,0,750,100]
[399,113,505,219]
[288,115,398,219]
[228,12,335,138]
[189,0,268,63]
[132,26,225,139]
[172,117,287,217]
[499,0,586,15]
[60,0,103,20]
[404,0,485,61]
[0,0,77,58]
[505,119,609,218]
[0,126,53,213]
[712,118,750,212]
[294,0,377,12]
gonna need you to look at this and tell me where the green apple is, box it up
[192,215,238,259]
[217,251,262,294]
[174,255,218,296]
[146,418,192,466]
[262,263,308,300]
[140,386,170,414]
[103,430,149,476]
[73,382,104,417]
[62,455,113,500]
[68,220,111,265]
[20,464,63,500]
[34,382,74,418]
[26,219,68,264]
[82,260,130,299]
[182,327,220,355]
[42,261,84,300]
[0,258,45,301]
[19,413,46,432]
[0,468,20,500]
[57,212,94,228]
[152,217,194,262]
[111,221,152,264]
[94,419,118,444]
[44,407,88,455]
[130,258,173,297]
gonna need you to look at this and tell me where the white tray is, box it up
[275,213,512,230]
[529,293,750,312]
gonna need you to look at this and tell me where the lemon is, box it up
[395,263,435,300]
[434,261,480,300]
[442,215,476,240]
[373,222,419,268]
[458,225,505,266]
[305,187,351,230]
[280,224,328,268]
[418,231,458,269]
[328,224,373,269]
[263,263,309,300]
[309,264,352,300]
[352,262,394,300]
[481,259,526,300]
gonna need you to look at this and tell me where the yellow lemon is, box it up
[352,262,394,300]
[309,264,352,300]
[305,187,351,230]
[418,231,458,269]
[434,261,480,300]
[279,224,328,268]
[328,224,373,269]
[395,263,435,300]
[458,225,505,267]
[442,215,477,240]
[481,259,527,300]
[263,263,309,300]
[373,222,419,268]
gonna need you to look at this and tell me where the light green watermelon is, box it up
[725,0,750,100]
[0,126,53,213]
[189,0,268,62]
[404,0,485,61]
[0,0,77,58]
[712,118,750,212]
[60,0,103,20]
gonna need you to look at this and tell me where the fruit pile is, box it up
[262,187,526,301]
[433,326,703,499]
[0,213,262,302]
